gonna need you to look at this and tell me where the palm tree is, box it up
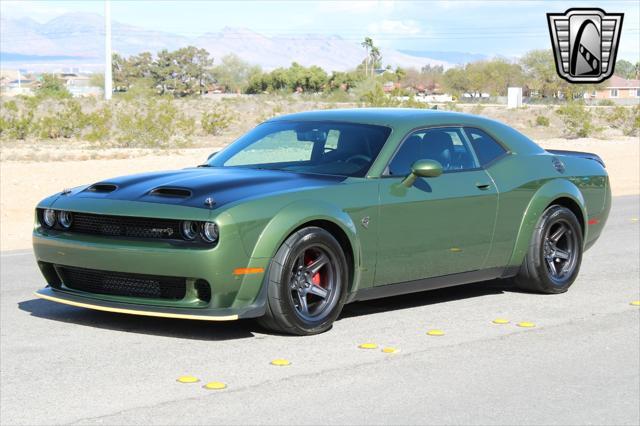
[361,37,374,77]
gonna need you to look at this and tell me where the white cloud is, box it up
[368,19,421,35]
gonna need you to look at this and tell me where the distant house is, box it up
[589,75,640,103]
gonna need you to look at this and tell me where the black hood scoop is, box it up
[86,183,118,193]
[148,187,193,198]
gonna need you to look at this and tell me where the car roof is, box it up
[268,108,545,155]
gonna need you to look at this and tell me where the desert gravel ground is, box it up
[0,195,638,425]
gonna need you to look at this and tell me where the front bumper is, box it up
[32,203,270,320]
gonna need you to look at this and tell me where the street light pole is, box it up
[104,0,112,100]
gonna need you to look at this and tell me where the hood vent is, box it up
[86,183,118,193]
[149,187,192,198]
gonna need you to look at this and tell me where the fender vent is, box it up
[149,187,192,198]
[86,183,117,193]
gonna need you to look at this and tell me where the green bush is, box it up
[606,106,640,136]
[535,115,550,126]
[555,102,597,138]
[83,107,113,142]
[115,98,194,148]
[355,80,399,107]
[1,99,35,140]
[401,96,430,109]
[38,99,85,139]
[201,106,234,135]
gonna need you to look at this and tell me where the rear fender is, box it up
[507,179,587,268]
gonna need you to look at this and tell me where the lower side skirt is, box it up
[350,267,510,302]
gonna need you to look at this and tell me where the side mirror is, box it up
[207,151,219,161]
[401,159,443,187]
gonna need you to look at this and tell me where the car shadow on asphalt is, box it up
[18,299,257,341]
[18,279,514,340]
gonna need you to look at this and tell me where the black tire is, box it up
[257,227,348,335]
[514,205,583,293]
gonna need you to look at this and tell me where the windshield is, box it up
[208,121,392,177]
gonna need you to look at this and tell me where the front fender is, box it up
[249,199,363,292]
[507,178,587,268]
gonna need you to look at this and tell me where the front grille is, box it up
[55,265,186,300]
[70,212,181,240]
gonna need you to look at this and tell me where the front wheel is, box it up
[514,205,583,293]
[258,227,348,335]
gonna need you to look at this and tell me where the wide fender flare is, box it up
[508,178,587,267]
[250,199,362,291]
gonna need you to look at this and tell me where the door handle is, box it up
[475,182,492,190]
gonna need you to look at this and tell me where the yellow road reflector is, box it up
[382,347,398,353]
[177,375,199,383]
[630,300,640,306]
[631,218,639,222]
[517,322,536,328]
[492,318,510,324]
[270,358,291,366]
[358,343,378,349]
[426,329,445,336]
[203,381,227,390]
[449,247,463,253]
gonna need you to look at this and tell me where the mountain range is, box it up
[0,12,481,71]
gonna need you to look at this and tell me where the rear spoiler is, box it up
[546,149,605,168]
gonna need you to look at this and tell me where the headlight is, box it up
[59,211,73,228]
[43,209,57,228]
[201,222,219,243]
[180,221,198,240]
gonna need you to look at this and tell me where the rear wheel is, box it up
[258,227,348,335]
[514,205,583,293]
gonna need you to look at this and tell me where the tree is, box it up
[443,67,471,97]
[361,37,374,77]
[212,54,261,93]
[519,49,563,98]
[150,47,213,96]
[615,59,636,79]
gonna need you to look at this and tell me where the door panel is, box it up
[375,174,498,285]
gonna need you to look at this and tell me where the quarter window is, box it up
[464,128,507,166]
[388,127,478,176]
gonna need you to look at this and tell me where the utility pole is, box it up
[104,0,112,100]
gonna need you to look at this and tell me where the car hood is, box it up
[72,167,347,209]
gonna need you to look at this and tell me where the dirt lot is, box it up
[1,137,638,251]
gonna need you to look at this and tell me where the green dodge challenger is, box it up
[33,108,611,335]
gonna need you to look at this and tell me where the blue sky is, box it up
[2,0,639,60]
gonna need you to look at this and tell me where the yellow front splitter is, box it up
[34,291,239,321]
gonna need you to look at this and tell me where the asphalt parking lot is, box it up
[1,195,638,425]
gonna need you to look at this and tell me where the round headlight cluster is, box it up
[201,222,219,243]
[42,209,57,228]
[58,211,73,228]
[41,209,73,229]
[181,221,199,240]
[179,221,219,244]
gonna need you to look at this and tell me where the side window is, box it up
[464,128,507,167]
[388,127,478,176]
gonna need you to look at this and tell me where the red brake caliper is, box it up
[305,253,324,287]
